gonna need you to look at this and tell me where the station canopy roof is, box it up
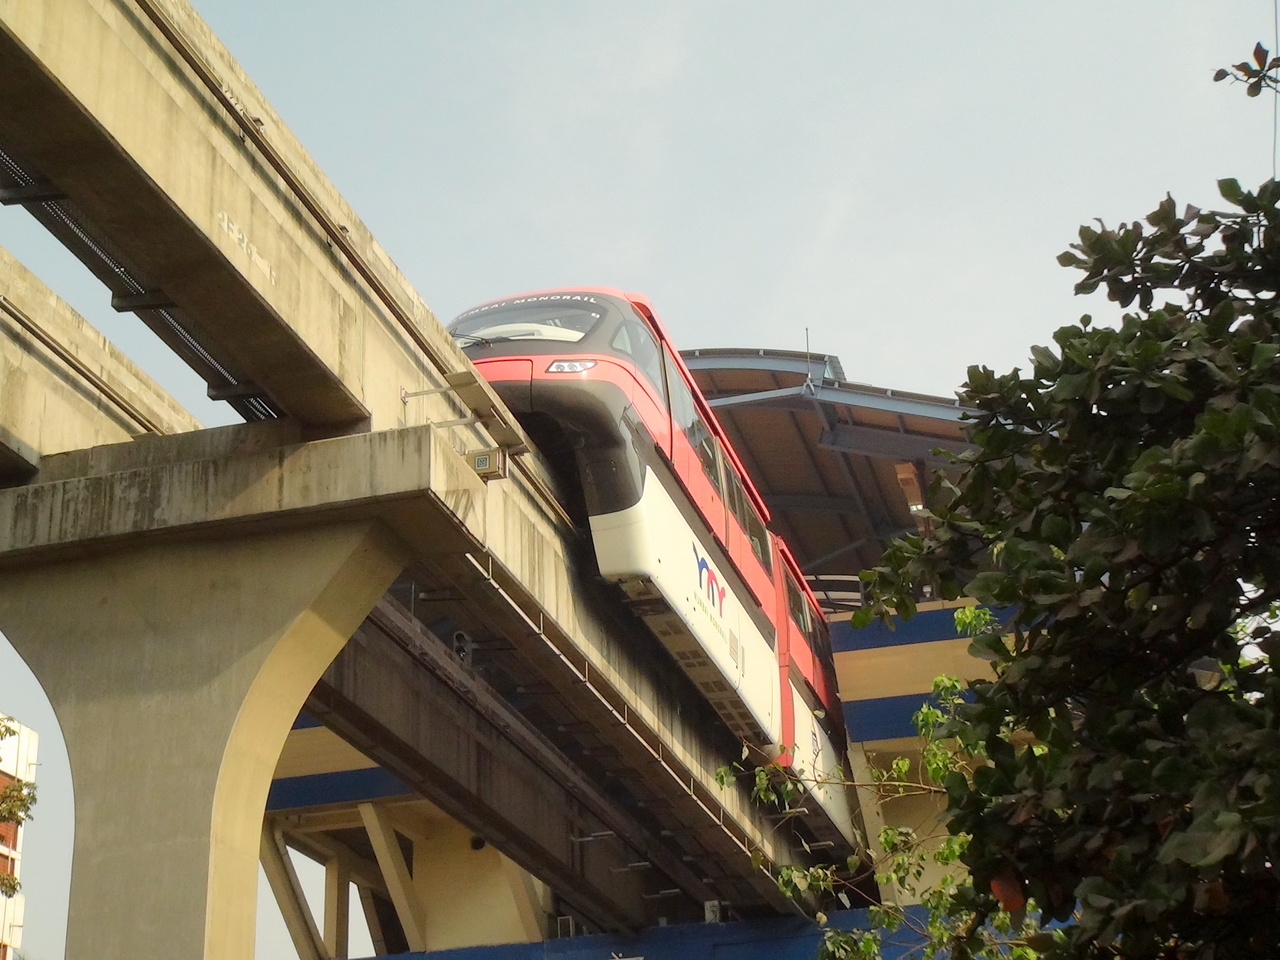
[682,348,976,614]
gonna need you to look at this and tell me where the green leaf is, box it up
[968,631,1009,662]
[1252,341,1280,373]
[1157,812,1244,867]
[1049,371,1092,401]
[964,571,1007,604]
[1219,178,1246,204]
[1029,344,1058,371]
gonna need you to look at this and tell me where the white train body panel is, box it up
[450,287,860,856]
[591,465,857,841]
[590,465,782,745]
[789,678,858,847]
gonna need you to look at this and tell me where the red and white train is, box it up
[449,288,855,849]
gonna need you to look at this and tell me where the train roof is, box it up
[458,287,779,527]
[452,291,974,616]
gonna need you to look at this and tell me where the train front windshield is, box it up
[450,301,607,345]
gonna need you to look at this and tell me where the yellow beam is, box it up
[324,860,350,960]
[836,637,992,702]
[260,826,327,960]
[359,803,427,951]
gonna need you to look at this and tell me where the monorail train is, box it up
[448,288,855,848]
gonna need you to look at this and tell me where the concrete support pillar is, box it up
[0,522,406,960]
[409,819,549,950]
[357,803,549,952]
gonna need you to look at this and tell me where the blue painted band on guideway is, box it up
[375,909,927,960]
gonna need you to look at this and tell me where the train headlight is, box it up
[546,359,598,373]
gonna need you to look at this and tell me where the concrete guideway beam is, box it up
[1,420,811,917]
[0,522,407,960]
[0,0,503,430]
[309,603,717,935]
[421,550,805,913]
[0,0,861,937]
[0,245,201,481]
[0,422,489,565]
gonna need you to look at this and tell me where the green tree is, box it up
[729,616,1055,960]
[852,173,1280,959]
[0,718,35,898]
[728,48,1280,960]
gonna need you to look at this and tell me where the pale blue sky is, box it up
[0,3,1275,957]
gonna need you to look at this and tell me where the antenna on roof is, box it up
[804,326,815,395]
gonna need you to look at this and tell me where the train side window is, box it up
[630,323,666,402]
[693,424,722,495]
[785,572,809,636]
[667,350,698,433]
[725,470,747,552]
[722,467,772,574]
[666,352,723,496]
[724,469,745,526]
[611,324,634,355]
[787,572,829,658]
[809,615,833,665]
[613,322,667,403]
[744,501,772,574]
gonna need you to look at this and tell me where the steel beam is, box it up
[707,384,811,410]
[682,349,843,381]
[765,493,910,521]
[817,423,974,464]
[708,383,971,423]
[359,803,428,952]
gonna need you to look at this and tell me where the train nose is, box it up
[469,358,533,412]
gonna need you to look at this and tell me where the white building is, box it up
[0,720,37,960]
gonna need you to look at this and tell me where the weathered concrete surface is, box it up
[0,422,803,916]
[0,0,507,432]
[0,423,485,563]
[0,0,841,934]
[0,522,406,960]
[311,602,720,937]
[0,245,200,480]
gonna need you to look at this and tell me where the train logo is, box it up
[693,543,727,617]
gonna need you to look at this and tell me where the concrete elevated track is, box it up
[0,1,870,958]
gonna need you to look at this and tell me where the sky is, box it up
[0,2,1277,958]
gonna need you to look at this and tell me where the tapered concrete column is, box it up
[410,818,550,950]
[0,522,406,960]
